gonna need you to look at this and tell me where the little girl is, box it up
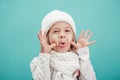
[30,10,96,80]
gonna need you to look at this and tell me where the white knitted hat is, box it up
[41,10,76,35]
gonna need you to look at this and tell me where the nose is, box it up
[60,35,65,38]
[59,32,65,38]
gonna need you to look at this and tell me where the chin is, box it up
[56,48,70,53]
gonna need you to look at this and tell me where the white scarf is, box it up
[50,51,80,80]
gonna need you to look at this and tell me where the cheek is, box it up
[67,34,73,42]
[49,35,58,44]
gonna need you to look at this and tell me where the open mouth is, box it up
[59,42,66,48]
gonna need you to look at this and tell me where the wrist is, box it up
[40,48,50,53]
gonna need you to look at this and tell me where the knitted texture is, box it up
[50,51,80,80]
[30,47,96,80]
[41,10,76,35]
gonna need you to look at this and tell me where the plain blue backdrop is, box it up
[0,0,120,80]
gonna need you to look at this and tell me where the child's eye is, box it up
[53,31,58,33]
[65,30,70,32]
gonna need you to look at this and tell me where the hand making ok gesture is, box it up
[37,30,56,53]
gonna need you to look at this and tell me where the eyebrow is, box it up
[52,28,59,30]
[65,26,71,29]
[51,26,71,30]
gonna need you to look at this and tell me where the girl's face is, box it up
[48,21,74,53]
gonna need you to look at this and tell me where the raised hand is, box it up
[37,30,56,53]
[71,29,96,49]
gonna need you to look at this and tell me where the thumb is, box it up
[70,41,77,49]
[87,40,96,46]
[50,43,56,49]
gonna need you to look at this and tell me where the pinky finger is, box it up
[87,40,96,46]
[70,41,78,49]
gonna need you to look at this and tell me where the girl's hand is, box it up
[37,30,56,53]
[71,29,96,49]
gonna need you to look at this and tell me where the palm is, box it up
[71,29,96,49]
[78,38,88,47]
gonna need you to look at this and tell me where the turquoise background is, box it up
[0,0,120,80]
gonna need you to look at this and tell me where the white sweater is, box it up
[30,47,96,80]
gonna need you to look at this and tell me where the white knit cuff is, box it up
[39,53,51,61]
[76,47,90,60]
